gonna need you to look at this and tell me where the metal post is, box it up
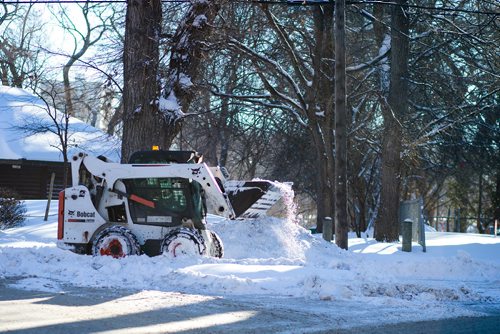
[322,217,333,242]
[44,172,55,221]
[402,219,412,252]
[446,207,450,232]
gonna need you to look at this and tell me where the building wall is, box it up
[0,160,68,199]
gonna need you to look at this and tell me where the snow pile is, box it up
[0,86,120,162]
[1,200,499,323]
[209,216,317,261]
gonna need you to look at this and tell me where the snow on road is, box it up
[1,200,499,329]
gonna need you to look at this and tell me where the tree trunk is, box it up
[376,121,403,241]
[495,169,500,222]
[200,95,219,166]
[61,113,70,189]
[121,0,175,162]
[63,65,75,117]
[218,63,238,168]
[121,0,223,162]
[162,0,222,120]
[218,95,231,168]
[477,169,484,233]
[375,0,409,242]
[313,138,335,233]
[106,101,122,136]
[334,0,348,250]
[310,5,335,233]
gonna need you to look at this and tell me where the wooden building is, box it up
[0,159,68,199]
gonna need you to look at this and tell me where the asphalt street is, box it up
[1,278,499,334]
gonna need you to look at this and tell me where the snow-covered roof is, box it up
[0,85,121,162]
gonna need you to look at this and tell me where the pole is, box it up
[435,197,439,230]
[44,172,55,221]
[322,217,333,242]
[334,0,348,250]
[402,219,412,252]
[478,170,483,233]
[446,207,450,232]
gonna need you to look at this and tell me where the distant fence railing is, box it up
[427,214,495,233]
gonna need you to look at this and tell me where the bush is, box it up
[0,187,26,230]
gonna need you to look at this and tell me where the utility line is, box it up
[1,0,498,16]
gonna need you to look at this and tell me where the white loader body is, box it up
[58,152,234,257]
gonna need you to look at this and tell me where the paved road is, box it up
[1,278,499,334]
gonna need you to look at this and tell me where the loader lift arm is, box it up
[70,152,235,219]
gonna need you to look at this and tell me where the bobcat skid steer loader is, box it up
[57,150,284,258]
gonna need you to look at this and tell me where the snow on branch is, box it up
[256,70,305,113]
[434,15,490,45]
[227,38,308,111]
[210,87,309,128]
[211,90,308,127]
[161,0,222,122]
[262,7,313,87]
[410,87,500,146]
[346,46,391,73]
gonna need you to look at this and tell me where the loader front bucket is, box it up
[224,180,284,219]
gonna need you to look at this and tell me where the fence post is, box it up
[446,207,451,232]
[44,172,56,222]
[322,217,333,242]
[455,208,460,232]
[402,219,412,252]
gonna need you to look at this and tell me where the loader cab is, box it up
[123,177,205,228]
[124,150,206,229]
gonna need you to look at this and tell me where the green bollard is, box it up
[402,219,413,252]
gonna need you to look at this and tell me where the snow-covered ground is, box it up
[1,200,499,329]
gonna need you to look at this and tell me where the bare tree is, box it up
[14,83,71,188]
[50,1,112,117]
[374,0,409,242]
[0,2,46,89]
[220,4,336,231]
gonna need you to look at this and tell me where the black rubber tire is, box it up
[91,225,141,258]
[160,228,206,257]
[209,230,224,258]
